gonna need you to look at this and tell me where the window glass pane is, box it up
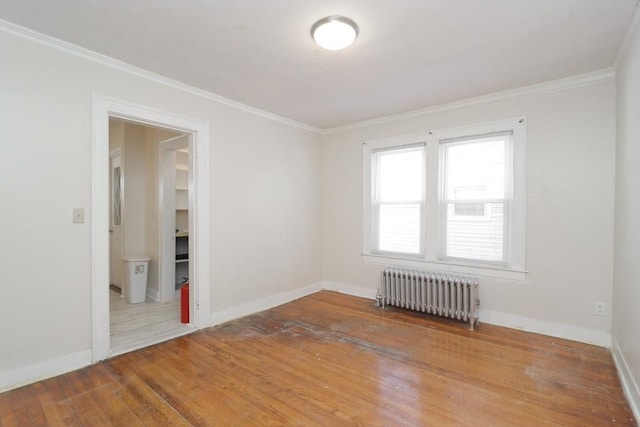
[445,138,505,200]
[377,148,423,202]
[454,202,485,217]
[378,204,421,254]
[445,202,504,262]
[112,166,121,226]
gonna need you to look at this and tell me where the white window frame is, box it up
[438,130,513,266]
[362,118,527,281]
[370,142,427,257]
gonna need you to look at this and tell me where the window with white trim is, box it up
[372,144,426,256]
[363,118,526,279]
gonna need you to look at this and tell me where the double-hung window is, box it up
[372,143,426,256]
[439,132,512,264]
[363,118,526,279]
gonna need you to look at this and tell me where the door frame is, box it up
[92,94,210,362]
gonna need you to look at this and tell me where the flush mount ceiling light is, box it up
[311,16,359,50]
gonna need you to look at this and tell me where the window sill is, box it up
[362,254,527,281]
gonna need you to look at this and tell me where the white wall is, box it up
[322,78,617,345]
[613,10,640,418]
[122,123,147,257]
[211,112,324,311]
[0,29,322,383]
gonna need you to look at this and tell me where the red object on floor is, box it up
[181,283,189,324]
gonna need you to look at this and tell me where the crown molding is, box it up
[614,2,640,70]
[322,68,615,135]
[0,19,619,136]
[0,19,322,134]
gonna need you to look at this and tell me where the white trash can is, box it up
[122,255,151,304]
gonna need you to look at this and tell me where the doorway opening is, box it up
[92,96,210,362]
[108,119,192,355]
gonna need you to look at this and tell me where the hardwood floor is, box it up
[1,291,636,426]
[110,290,192,356]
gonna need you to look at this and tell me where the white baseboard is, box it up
[612,337,640,423]
[479,309,612,348]
[0,349,92,393]
[209,282,323,326]
[322,281,378,300]
[323,282,638,420]
[323,281,612,348]
[0,282,620,400]
[146,288,159,302]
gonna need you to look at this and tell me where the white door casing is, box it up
[92,95,210,362]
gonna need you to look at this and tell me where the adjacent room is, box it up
[107,119,192,355]
[0,1,638,425]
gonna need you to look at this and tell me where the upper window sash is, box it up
[372,143,426,204]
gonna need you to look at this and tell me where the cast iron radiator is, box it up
[378,267,480,330]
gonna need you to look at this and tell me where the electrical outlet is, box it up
[595,302,606,316]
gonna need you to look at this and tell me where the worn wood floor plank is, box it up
[1,291,636,426]
[266,297,625,424]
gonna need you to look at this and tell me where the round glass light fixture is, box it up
[311,16,359,50]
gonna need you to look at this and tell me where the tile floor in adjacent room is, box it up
[109,289,192,355]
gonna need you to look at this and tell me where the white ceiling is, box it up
[0,0,637,129]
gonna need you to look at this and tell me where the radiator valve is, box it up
[375,290,382,307]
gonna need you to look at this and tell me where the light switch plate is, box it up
[73,208,85,224]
